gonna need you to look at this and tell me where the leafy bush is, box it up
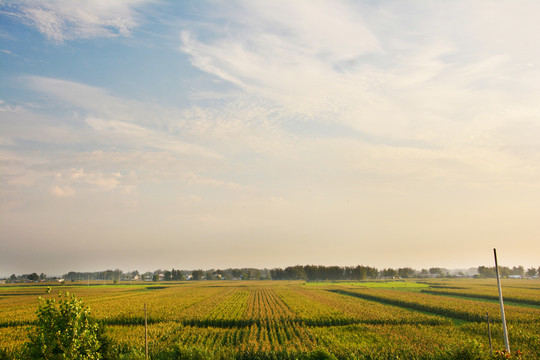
[26,292,107,359]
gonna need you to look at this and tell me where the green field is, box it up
[1,279,539,359]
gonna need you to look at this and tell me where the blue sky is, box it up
[1,0,539,275]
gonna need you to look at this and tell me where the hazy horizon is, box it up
[1,1,539,276]
[0,261,528,279]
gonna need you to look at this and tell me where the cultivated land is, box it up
[1,279,539,359]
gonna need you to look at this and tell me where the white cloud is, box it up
[13,68,540,200]
[173,0,540,204]
[50,185,75,197]
[214,0,379,61]
[69,168,121,190]
[4,0,149,42]
[0,99,25,113]
[180,1,381,119]
[180,0,540,142]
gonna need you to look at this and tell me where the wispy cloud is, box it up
[48,168,134,197]
[2,0,148,42]
[50,184,75,197]
[180,1,540,138]
[20,76,222,157]
[180,1,380,120]
[179,0,540,165]
[85,116,223,159]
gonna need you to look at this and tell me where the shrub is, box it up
[26,292,106,359]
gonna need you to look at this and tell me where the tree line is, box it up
[270,265,380,280]
[477,265,538,278]
[3,265,539,283]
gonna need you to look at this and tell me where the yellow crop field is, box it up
[1,279,539,359]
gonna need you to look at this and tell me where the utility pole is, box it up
[494,248,510,353]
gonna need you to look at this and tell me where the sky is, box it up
[1,0,539,276]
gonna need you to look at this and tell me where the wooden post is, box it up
[144,303,148,359]
[494,248,510,353]
[486,313,492,356]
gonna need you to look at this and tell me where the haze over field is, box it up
[1,0,539,275]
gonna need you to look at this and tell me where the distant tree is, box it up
[477,265,513,278]
[64,271,77,281]
[9,274,17,283]
[104,270,114,281]
[171,269,185,281]
[526,267,537,277]
[326,266,344,280]
[349,266,368,280]
[163,271,172,281]
[152,274,159,282]
[284,266,306,280]
[231,269,242,279]
[27,273,39,282]
[270,268,285,280]
[191,270,204,281]
[39,273,47,281]
[499,266,511,277]
[477,266,496,278]
[366,267,379,279]
[511,266,524,276]
[113,269,122,282]
[429,268,445,276]
[241,269,260,280]
[304,265,320,280]
[381,268,397,278]
[398,267,415,278]
[205,271,214,280]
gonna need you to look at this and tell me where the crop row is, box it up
[273,288,449,326]
[332,287,540,323]
[420,288,540,306]
[4,283,538,328]
[2,281,540,359]
[101,320,539,359]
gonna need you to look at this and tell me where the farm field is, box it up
[1,279,539,359]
